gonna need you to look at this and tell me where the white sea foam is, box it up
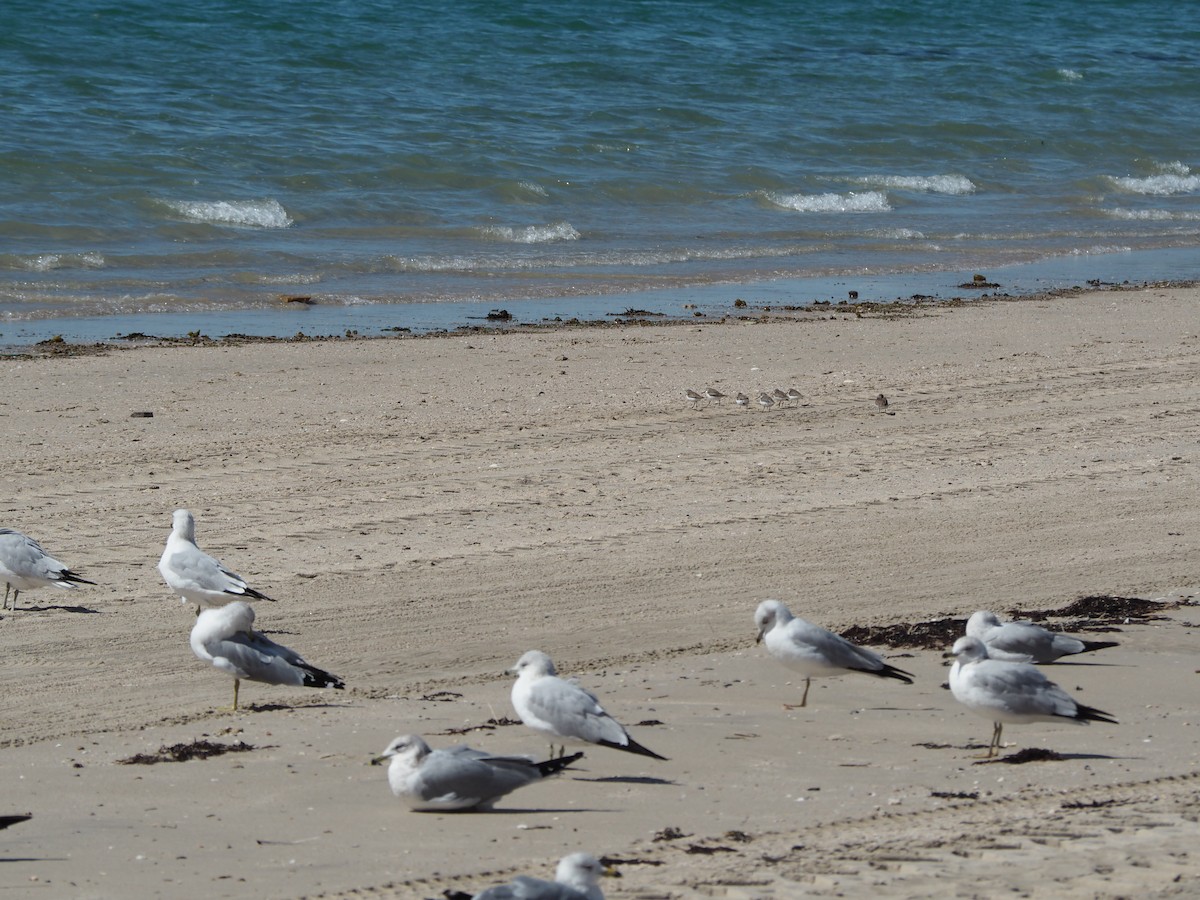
[479,222,581,243]
[868,227,926,239]
[516,181,549,197]
[1105,207,1200,221]
[1107,166,1199,196]
[1057,68,1083,81]
[161,199,294,228]
[855,175,976,195]
[765,190,891,213]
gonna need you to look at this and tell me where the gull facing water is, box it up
[371,734,583,812]
[947,635,1117,757]
[510,650,666,760]
[966,610,1119,664]
[159,509,273,608]
[189,601,344,710]
[0,528,95,611]
[754,599,914,707]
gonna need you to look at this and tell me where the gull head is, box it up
[754,599,790,643]
[371,734,431,767]
[511,649,557,678]
[555,852,606,893]
[171,508,197,542]
[947,635,989,662]
[965,610,1002,637]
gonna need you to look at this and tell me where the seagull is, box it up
[0,528,95,611]
[189,601,344,710]
[966,610,1119,664]
[754,599,914,707]
[734,392,750,408]
[947,635,1117,757]
[756,392,775,411]
[510,650,667,760]
[447,852,606,900]
[371,734,583,812]
[685,389,704,409]
[159,509,273,609]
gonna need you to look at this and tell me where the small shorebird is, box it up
[966,610,1119,664]
[947,636,1116,757]
[734,392,750,408]
[190,601,344,710]
[875,393,889,409]
[756,392,775,411]
[703,386,727,404]
[772,388,790,407]
[159,509,273,610]
[510,650,667,760]
[0,528,95,611]
[755,600,914,708]
[685,388,704,409]
[787,387,803,404]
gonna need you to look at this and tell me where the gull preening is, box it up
[510,650,667,760]
[371,734,583,812]
[754,599,914,707]
[0,528,95,611]
[947,635,1117,757]
[159,509,274,609]
[966,610,1119,664]
[449,852,606,900]
[189,601,344,710]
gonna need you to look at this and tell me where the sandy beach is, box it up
[2,285,1198,899]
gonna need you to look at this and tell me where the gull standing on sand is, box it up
[947,635,1117,757]
[190,601,343,710]
[0,528,95,611]
[447,852,606,900]
[754,599,914,707]
[510,650,667,760]
[159,509,273,609]
[966,610,1119,664]
[371,734,583,812]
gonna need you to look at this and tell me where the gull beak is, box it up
[755,629,765,644]
[370,754,389,766]
[941,649,957,659]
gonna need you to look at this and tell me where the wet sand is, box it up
[1,284,1198,898]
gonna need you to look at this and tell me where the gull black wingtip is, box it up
[62,570,97,586]
[602,737,668,761]
[534,750,585,777]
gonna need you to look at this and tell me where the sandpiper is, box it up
[875,393,889,409]
[756,392,775,411]
[703,386,727,404]
[685,389,704,408]
[734,392,750,408]
[787,387,803,404]
[772,388,790,407]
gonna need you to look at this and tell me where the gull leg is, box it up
[2,584,9,610]
[784,677,812,710]
[992,721,1003,757]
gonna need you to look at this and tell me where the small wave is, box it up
[855,175,976,195]
[868,227,926,239]
[516,181,549,197]
[1057,68,1083,81]
[478,221,581,243]
[12,252,106,272]
[1106,170,1199,196]
[1104,207,1200,221]
[765,190,891,213]
[160,199,294,228]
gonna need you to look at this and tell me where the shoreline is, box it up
[2,282,1198,897]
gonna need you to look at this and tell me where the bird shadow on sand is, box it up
[572,775,675,786]
[974,748,1133,765]
[17,603,102,614]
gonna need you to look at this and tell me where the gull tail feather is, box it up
[1074,703,1118,725]
[600,736,668,761]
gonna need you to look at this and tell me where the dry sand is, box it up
[1,285,1198,898]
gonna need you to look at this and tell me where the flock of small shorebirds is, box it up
[687,385,891,412]
[2,514,1121,899]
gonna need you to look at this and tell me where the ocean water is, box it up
[1,0,1197,344]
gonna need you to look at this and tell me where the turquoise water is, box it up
[1,0,1197,342]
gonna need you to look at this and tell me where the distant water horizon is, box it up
[2,0,1197,347]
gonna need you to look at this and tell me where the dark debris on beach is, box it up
[842,594,1182,650]
[117,738,259,765]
